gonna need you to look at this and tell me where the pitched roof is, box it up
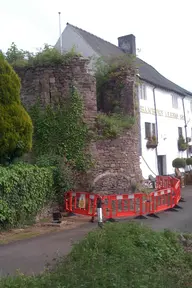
[67,23,192,97]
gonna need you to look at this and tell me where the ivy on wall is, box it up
[29,86,92,172]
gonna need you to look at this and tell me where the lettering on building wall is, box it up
[140,106,184,120]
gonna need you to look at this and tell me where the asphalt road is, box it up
[0,186,192,276]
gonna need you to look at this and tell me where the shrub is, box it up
[172,158,186,168]
[0,56,33,164]
[0,222,192,287]
[0,164,54,228]
[186,158,192,165]
[4,43,81,67]
[96,113,135,139]
[36,154,74,204]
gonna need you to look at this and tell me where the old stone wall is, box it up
[90,68,142,194]
[15,57,142,194]
[90,123,142,194]
[15,57,97,126]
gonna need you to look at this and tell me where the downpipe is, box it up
[153,86,160,175]
[182,96,189,158]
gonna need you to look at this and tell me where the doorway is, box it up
[157,155,167,175]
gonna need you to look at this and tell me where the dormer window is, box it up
[172,94,178,109]
[139,84,147,100]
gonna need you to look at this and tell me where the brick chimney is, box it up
[118,34,136,55]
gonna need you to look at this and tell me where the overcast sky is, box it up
[1,0,191,91]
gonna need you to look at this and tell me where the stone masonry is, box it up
[15,57,142,194]
[15,57,97,127]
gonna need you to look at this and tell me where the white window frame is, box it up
[190,100,192,113]
[172,94,178,109]
[145,122,156,139]
[139,84,147,100]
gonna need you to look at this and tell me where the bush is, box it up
[36,154,74,204]
[4,43,81,67]
[172,158,186,168]
[0,222,192,287]
[0,164,54,228]
[186,158,192,165]
[96,113,135,139]
[0,55,33,164]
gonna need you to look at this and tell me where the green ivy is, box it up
[29,87,92,172]
[0,164,54,229]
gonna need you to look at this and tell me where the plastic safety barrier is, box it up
[64,176,181,221]
[65,191,97,218]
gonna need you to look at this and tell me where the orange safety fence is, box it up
[65,191,97,218]
[64,176,181,221]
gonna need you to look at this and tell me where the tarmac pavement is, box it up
[0,186,192,276]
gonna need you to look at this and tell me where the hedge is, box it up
[0,164,54,228]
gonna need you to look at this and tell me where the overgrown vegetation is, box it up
[0,53,33,164]
[0,164,54,229]
[1,222,192,287]
[94,55,136,139]
[96,113,135,139]
[95,54,136,113]
[29,87,91,171]
[28,87,92,202]
[2,42,80,67]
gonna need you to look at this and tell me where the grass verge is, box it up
[0,222,192,287]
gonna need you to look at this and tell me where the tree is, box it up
[0,54,33,164]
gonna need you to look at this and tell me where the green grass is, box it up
[0,222,192,287]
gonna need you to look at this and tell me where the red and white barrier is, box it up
[64,176,181,221]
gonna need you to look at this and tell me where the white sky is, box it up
[1,0,191,91]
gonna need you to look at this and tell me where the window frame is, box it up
[178,127,183,138]
[145,122,156,139]
[190,100,192,113]
[139,84,147,100]
[172,94,178,109]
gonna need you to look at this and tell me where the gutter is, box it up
[152,86,160,175]
[181,96,189,158]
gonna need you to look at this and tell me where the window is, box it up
[139,84,147,100]
[178,127,183,137]
[152,123,156,136]
[190,101,192,113]
[172,94,178,109]
[145,122,156,138]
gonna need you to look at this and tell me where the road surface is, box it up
[0,186,192,276]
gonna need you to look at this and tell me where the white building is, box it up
[55,23,192,179]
